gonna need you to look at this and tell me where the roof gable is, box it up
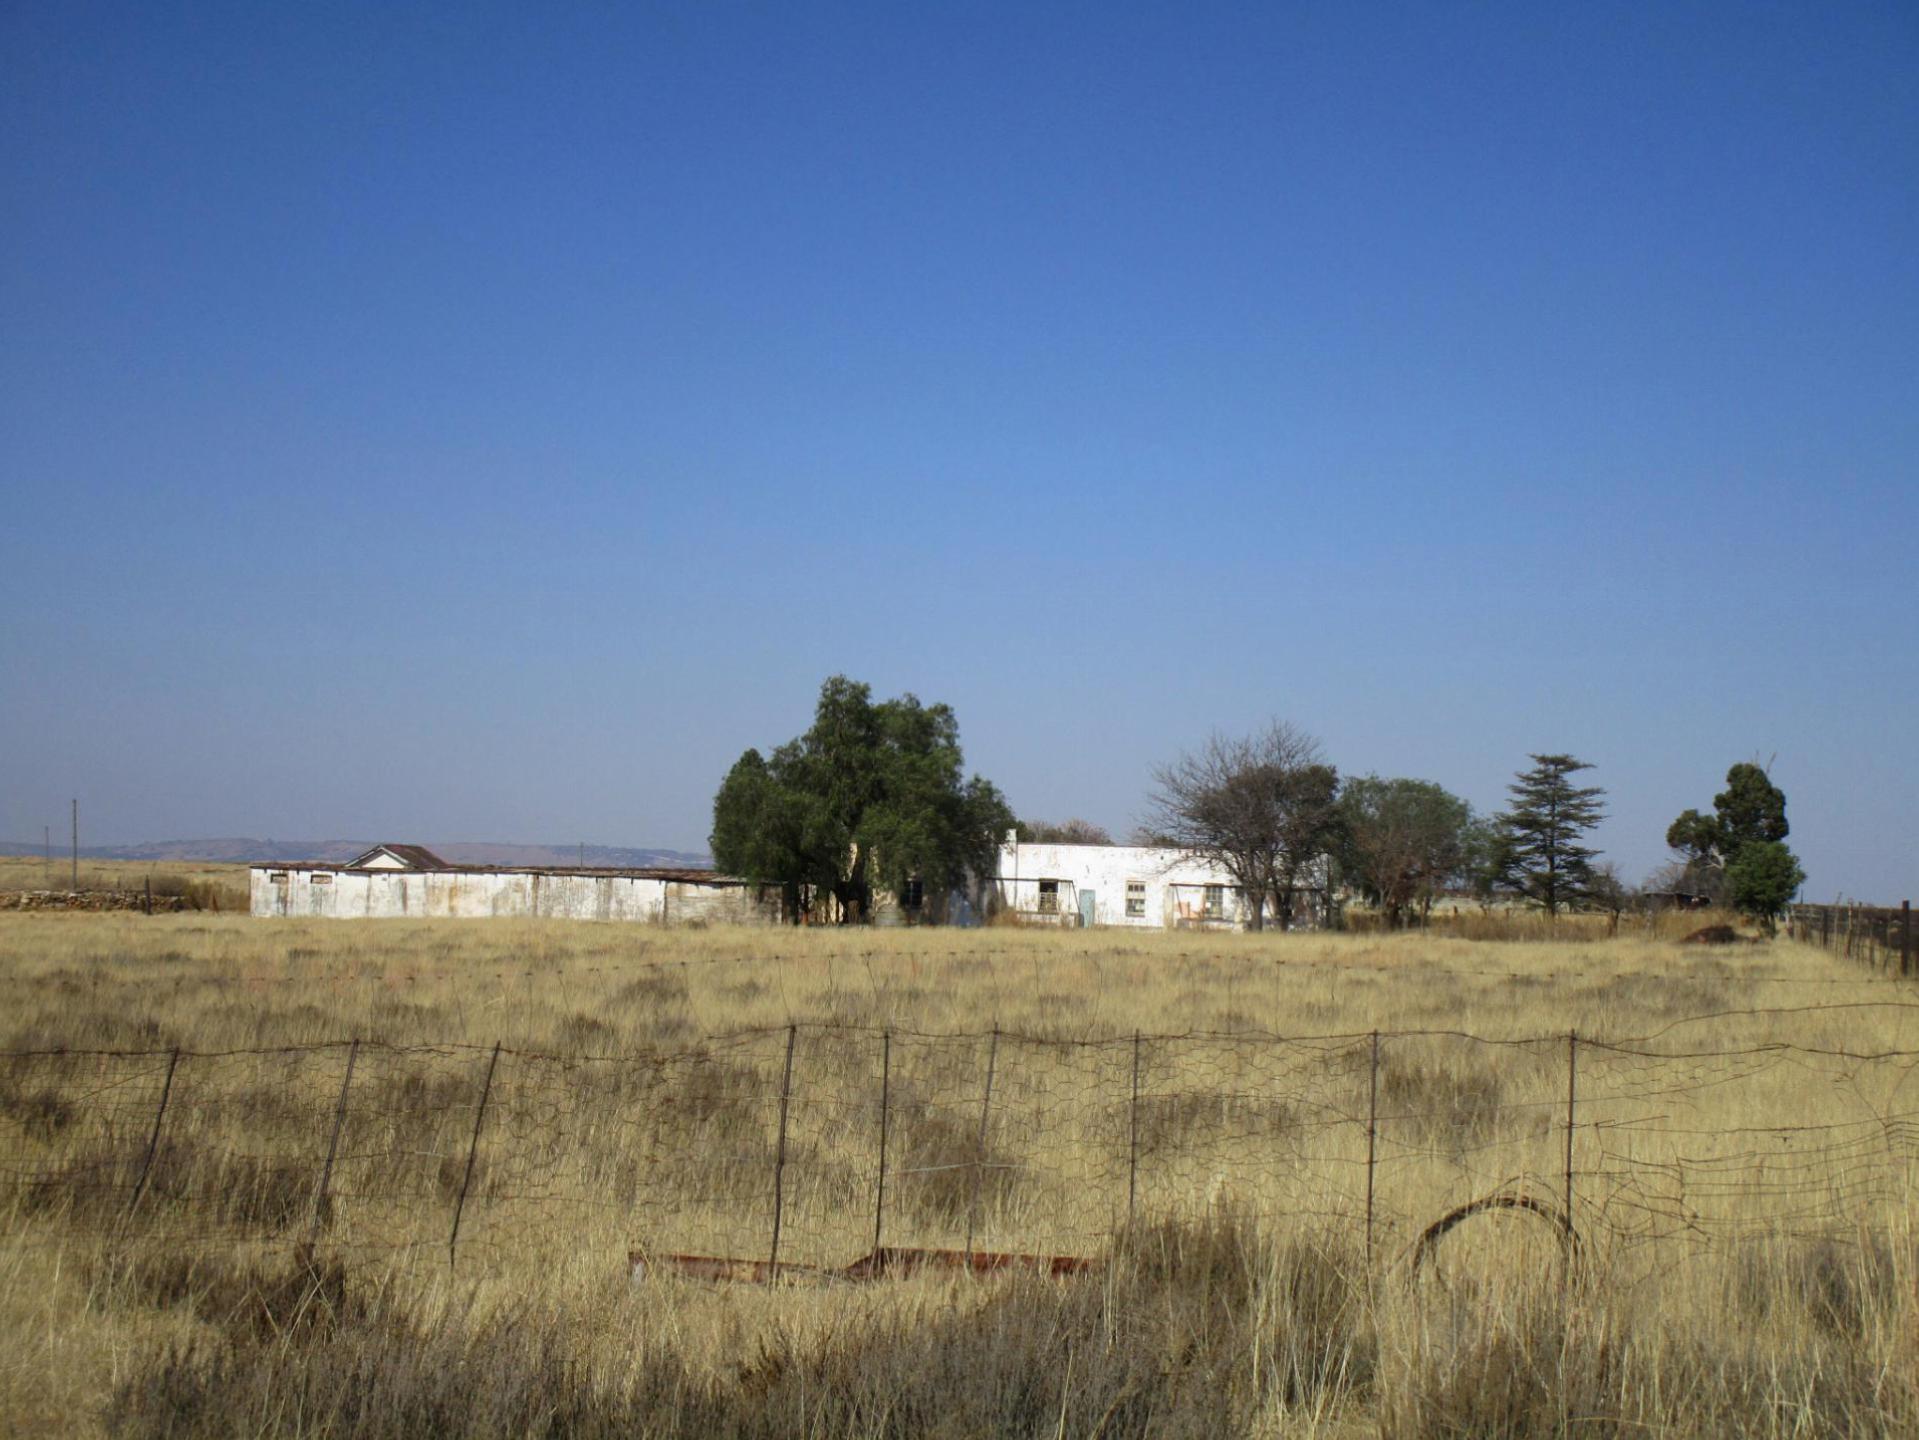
[346,843,449,871]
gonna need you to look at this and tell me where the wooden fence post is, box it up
[448,1043,500,1269]
[768,1025,797,1281]
[1902,901,1912,979]
[963,1027,999,1270]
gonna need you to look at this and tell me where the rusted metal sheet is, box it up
[630,1246,1098,1285]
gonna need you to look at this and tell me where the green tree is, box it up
[1665,762,1793,902]
[1016,818,1115,845]
[1725,840,1805,934]
[1336,776,1473,929]
[710,677,1013,923]
[1492,754,1607,917]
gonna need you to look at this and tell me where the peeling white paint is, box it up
[250,865,780,924]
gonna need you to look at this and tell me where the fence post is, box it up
[769,1024,798,1282]
[311,1038,358,1243]
[1365,1030,1380,1267]
[964,1026,999,1270]
[126,1047,181,1219]
[1902,901,1911,979]
[872,1029,890,1258]
[1563,1030,1577,1282]
[448,1042,501,1269]
[1127,1031,1142,1228]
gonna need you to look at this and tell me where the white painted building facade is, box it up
[994,837,1261,929]
[250,844,781,924]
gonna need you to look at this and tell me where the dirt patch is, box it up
[1679,924,1750,946]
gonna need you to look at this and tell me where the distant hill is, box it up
[0,839,713,869]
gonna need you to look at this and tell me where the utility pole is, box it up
[70,799,78,892]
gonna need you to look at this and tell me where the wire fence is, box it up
[5,1017,1918,1275]
[1790,902,1914,977]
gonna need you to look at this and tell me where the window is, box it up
[1125,881,1146,918]
[311,874,332,886]
[1203,884,1225,920]
[1037,880,1059,913]
[269,872,289,884]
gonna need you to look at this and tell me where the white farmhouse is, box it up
[993,833,1323,930]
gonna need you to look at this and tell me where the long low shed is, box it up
[250,844,781,924]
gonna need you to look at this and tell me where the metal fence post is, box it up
[1563,1030,1577,1282]
[126,1047,181,1219]
[1127,1031,1142,1228]
[1365,1030,1380,1267]
[448,1042,501,1269]
[768,1024,797,1281]
[1902,901,1912,978]
[963,1026,999,1269]
[311,1038,358,1243]
[873,1029,890,1258]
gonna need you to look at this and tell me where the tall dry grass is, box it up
[2,912,1916,1436]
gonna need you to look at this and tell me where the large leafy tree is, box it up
[1666,762,1792,901]
[1145,721,1341,931]
[711,677,1013,923]
[1667,761,1801,925]
[1336,776,1474,929]
[1492,754,1607,917]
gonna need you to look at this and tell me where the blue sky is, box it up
[2,3,1913,900]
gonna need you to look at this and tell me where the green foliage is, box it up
[1666,762,1790,869]
[1665,762,1793,902]
[710,677,1013,921]
[1491,754,1606,916]
[1335,776,1473,927]
[1015,818,1114,845]
[1726,840,1805,932]
[1714,763,1790,854]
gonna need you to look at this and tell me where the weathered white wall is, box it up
[993,841,1252,929]
[250,867,779,924]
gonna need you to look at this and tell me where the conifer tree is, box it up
[1492,753,1607,916]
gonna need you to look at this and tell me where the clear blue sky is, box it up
[3,3,1913,900]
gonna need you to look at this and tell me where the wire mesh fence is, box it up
[5,1016,1918,1274]
[1790,902,1914,976]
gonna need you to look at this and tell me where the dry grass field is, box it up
[3,910,1916,1437]
[0,858,250,912]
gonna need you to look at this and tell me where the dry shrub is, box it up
[1380,1277,1917,1440]
[93,1246,362,1343]
[24,1137,322,1234]
[888,1091,1020,1226]
[1381,1060,1509,1145]
[1132,1089,1297,1156]
[0,1079,76,1142]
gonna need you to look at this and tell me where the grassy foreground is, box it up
[2,912,1916,1437]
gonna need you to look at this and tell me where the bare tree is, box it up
[1145,721,1340,932]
